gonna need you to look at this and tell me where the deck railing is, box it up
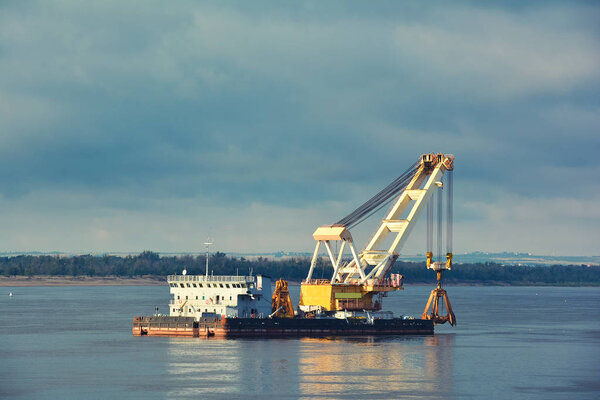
[303,275,403,288]
[168,275,255,283]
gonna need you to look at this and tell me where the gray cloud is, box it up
[0,1,598,254]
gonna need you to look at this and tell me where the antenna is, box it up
[204,238,213,278]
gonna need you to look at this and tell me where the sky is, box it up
[0,1,598,256]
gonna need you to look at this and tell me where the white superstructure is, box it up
[168,274,272,319]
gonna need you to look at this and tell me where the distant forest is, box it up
[1,251,599,286]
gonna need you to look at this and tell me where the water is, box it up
[1,285,599,399]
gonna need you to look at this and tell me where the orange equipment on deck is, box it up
[271,279,295,318]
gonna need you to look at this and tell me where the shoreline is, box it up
[0,275,598,287]
[0,275,165,287]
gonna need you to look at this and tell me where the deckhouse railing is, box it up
[168,275,255,283]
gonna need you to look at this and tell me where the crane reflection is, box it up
[163,334,454,399]
[297,334,454,399]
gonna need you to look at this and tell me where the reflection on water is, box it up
[162,334,455,399]
[297,335,454,399]
[165,339,244,398]
[165,338,306,399]
[424,335,454,393]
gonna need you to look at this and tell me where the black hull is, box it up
[133,316,434,337]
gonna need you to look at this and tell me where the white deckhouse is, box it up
[168,274,272,319]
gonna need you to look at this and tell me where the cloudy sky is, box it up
[0,1,598,256]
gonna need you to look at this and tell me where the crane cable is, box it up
[437,180,443,262]
[427,194,433,255]
[446,170,453,254]
[336,159,420,229]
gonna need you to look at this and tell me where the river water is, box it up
[1,285,599,399]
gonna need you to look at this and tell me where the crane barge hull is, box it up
[133,315,434,338]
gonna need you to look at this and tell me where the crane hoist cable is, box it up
[336,160,420,229]
[427,194,433,259]
[437,180,443,262]
[446,170,453,254]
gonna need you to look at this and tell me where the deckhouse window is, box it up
[186,283,190,287]
[192,284,197,288]
[226,284,230,288]
[198,284,203,288]
[180,283,185,288]
[219,284,224,288]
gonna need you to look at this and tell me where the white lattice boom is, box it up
[305,153,454,286]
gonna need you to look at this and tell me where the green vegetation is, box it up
[394,261,600,286]
[1,252,599,286]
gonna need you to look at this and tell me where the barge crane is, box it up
[299,153,456,326]
[132,153,453,338]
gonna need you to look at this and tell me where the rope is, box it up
[427,196,433,254]
[446,170,453,254]
[335,159,420,229]
[437,182,443,262]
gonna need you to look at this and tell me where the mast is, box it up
[204,239,212,278]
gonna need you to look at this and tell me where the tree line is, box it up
[0,251,598,286]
